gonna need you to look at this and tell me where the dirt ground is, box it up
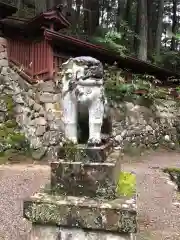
[0,150,180,239]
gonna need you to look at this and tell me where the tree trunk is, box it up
[134,0,140,55]
[171,0,178,51]
[83,0,99,35]
[83,0,89,33]
[137,0,148,61]
[122,0,133,41]
[124,0,132,25]
[35,0,47,14]
[147,0,154,56]
[75,0,81,26]
[116,0,126,31]
[155,0,164,57]
[16,0,23,17]
[90,0,99,35]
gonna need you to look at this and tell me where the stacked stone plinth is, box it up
[23,145,137,239]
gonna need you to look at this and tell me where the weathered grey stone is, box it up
[29,226,134,240]
[46,112,55,121]
[0,99,7,112]
[59,143,113,162]
[39,108,45,117]
[14,105,24,114]
[28,98,35,107]
[164,135,170,142]
[46,146,60,160]
[29,119,36,126]
[18,76,31,91]
[30,138,43,149]
[10,72,20,81]
[43,131,61,146]
[36,126,46,136]
[12,94,24,104]
[0,59,8,67]
[32,147,47,160]
[0,113,5,122]
[38,81,56,93]
[115,135,123,143]
[0,51,7,59]
[0,85,4,92]
[49,120,64,130]
[1,66,9,75]
[39,93,59,103]
[35,117,47,126]
[34,112,40,118]
[51,161,117,198]
[28,89,35,98]
[24,193,137,233]
[33,103,42,112]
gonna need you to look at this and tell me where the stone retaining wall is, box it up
[112,99,180,152]
[0,37,64,160]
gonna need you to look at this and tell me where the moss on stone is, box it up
[5,119,17,128]
[163,167,180,173]
[0,95,30,163]
[1,95,14,113]
[24,193,137,233]
[116,172,136,197]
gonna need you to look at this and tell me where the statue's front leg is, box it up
[62,93,77,143]
[88,98,104,146]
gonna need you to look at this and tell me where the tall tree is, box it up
[124,0,133,25]
[116,0,126,31]
[155,0,165,56]
[171,0,178,50]
[137,0,148,60]
[35,0,47,14]
[83,0,99,35]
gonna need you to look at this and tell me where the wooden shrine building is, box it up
[0,4,180,84]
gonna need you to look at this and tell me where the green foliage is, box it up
[60,140,78,161]
[0,95,31,162]
[116,172,136,197]
[104,64,169,104]
[89,29,127,56]
[151,50,180,73]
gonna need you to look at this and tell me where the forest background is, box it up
[3,0,180,73]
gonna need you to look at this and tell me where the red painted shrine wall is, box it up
[7,38,54,82]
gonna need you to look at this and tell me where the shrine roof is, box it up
[0,2,17,19]
[44,29,180,82]
[0,4,70,31]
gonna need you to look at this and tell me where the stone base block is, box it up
[28,225,136,240]
[51,161,118,199]
[24,193,137,233]
[59,143,113,162]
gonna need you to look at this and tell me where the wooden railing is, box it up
[7,38,53,82]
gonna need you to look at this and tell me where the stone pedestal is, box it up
[59,143,113,162]
[23,145,137,239]
[51,161,117,198]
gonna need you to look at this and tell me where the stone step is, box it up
[24,192,137,234]
[29,226,136,240]
[58,142,113,162]
[51,161,119,199]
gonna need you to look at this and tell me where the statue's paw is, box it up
[87,138,102,147]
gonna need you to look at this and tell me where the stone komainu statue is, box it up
[60,56,111,146]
